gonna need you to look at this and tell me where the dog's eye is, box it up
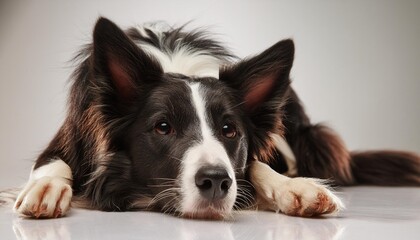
[222,123,237,139]
[154,122,174,135]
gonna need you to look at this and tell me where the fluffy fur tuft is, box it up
[351,151,420,186]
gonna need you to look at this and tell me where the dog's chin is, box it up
[182,208,229,220]
[181,201,232,220]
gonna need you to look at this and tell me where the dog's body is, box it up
[9,18,420,219]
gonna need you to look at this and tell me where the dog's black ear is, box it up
[220,39,294,161]
[92,17,162,101]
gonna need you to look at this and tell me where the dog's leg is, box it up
[249,160,344,217]
[14,159,72,218]
[270,133,298,177]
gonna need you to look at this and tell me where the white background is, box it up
[0,0,419,187]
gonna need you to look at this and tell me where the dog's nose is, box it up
[195,166,233,200]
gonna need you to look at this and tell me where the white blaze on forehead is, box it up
[188,83,233,171]
[136,43,221,78]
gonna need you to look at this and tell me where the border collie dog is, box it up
[10,18,419,220]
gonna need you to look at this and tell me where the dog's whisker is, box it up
[161,197,176,212]
[236,186,254,197]
[147,184,178,188]
[162,196,181,215]
[161,196,180,215]
[234,186,256,210]
[227,101,246,111]
[147,188,180,209]
[150,178,177,182]
[148,179,179,186]
[234,196,255,210]
[147,180,178,186]
[166,155,183,163]
[235,194,253,208]
[237,179,255,188]
[239,197,255,209]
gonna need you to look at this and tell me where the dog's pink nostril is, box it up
[195,166,232,200]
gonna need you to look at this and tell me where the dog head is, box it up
[89,18,294,219]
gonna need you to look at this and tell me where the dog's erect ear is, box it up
[220,39,294,124]
[220,39,294,161]
[93,17,162,101]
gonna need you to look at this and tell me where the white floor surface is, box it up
[0,187,419,240]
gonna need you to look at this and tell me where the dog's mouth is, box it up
[144,183,235,220]
[181,201,231,220]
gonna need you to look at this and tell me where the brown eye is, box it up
[154,122,174,135]
[222,123,237,139]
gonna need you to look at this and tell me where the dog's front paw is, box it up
[14,176,72,218]
[269,178,344,217]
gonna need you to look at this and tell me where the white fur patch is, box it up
[180,83,237,215]
[14,160,73,218]
[136,22,172,38]
[29,160,72,181]
[249,161,344,216]
[270,133,298,177]
[134,23,221,78]
[138,43,221,78]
